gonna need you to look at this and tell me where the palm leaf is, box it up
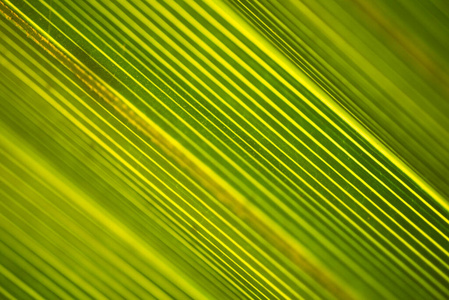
[0,0,448,299]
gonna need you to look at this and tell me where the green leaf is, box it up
[1,0,448,299]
